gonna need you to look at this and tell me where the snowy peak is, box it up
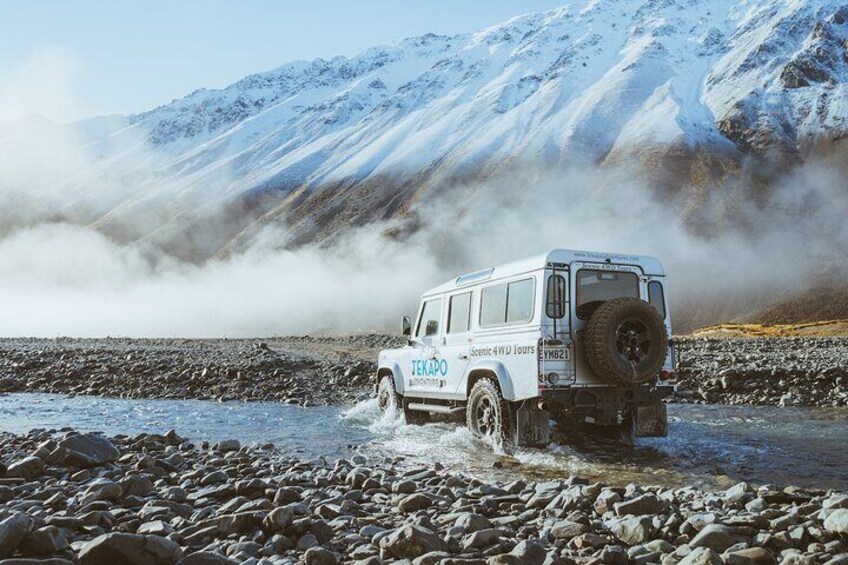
[10,0,847,256]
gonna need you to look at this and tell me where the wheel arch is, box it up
[377,363,405,396]
[464,361,516,401]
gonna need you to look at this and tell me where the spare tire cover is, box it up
[584,296,668,385]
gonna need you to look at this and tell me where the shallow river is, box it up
[1,393,845,490]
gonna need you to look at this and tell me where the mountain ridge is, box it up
[2,0,848,259]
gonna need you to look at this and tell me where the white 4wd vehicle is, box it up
[376,249,676,448]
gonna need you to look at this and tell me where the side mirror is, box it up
[546,274,566,319]
[401,315,412,337]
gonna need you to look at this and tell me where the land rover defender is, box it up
[375,249,676,448]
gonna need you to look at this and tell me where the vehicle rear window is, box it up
[480,278,535,327]
[447,292,472,334]
[576,270,639,320]
[648,281,666,319]
[416,298,442,337]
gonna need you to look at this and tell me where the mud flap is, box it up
[636,402,668,437]
[516,400,550,447]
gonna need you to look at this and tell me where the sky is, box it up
[0,0,565,123]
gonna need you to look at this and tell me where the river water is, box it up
[1,393,845,490]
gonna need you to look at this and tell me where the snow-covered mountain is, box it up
[6,0,848,256]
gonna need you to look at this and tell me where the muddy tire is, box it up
[584,297,668,385]
[466,379,514,451]
[377,375,400,413]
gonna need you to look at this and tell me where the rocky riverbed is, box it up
[0,336,401,406]
[673,338,848,408]
[1,336,846,408]
[0,427,846,565]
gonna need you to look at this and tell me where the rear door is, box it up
[570,264,643,386]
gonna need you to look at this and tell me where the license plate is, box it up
[541,347,569,361]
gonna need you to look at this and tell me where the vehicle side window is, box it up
[415,298,443,338]
[447,292,472,334]
[480,278,535,327]
[648,281,666,319]
[506,279,534,323]
[480,284,507,327]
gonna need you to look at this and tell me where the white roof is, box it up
[423,248,664,296]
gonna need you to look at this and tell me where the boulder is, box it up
[398,494,432,513]
[6,457,44,480]
[679,547,723,565]
[690,524,735,552]
[57,433,120,468]
[304,547,338,565]
[80,479,122,505]
[607,516,654,546]
[0,513,34,558]
[614,493,663,517]
[380,525,448,559]
[263,506,295,532]
[725,547,776,565]
[77,533,182,564]
[551,520,590,540]
[19,526,68,556]
[214,440,240,453]
[824,509,848,535]
[455,513,491,533]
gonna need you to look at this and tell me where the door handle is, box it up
[458,353,469,360]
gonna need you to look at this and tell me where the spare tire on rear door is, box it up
[584,296,668,385]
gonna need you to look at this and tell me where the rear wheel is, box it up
[466,379,514,451]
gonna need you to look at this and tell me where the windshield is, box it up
[576,269,639,319]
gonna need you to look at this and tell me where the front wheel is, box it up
[377,375,400,413]
[466,379,514,451]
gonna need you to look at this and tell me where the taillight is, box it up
[660,370,675,381]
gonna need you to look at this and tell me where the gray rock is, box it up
[607,516,654,546]
[214,439,240,453]
[57,433,120,468]
[824,509,848,534]
[0,559,75,565]
[19,525,68,556]
[455,513,491,533]
[81,479,122,505]
[380,525,448,559]
[724,482,751,504]
[297,533,319,551]
[614,493,663,516]
[398,493,432,512]
[462,528,502,550]
[551,520,590,540]
[725,547,776,565]
[263,506,294,532]
[690,524,735,552]
[0,513,34,558]
[595,490,623,514]
[180,551,238,565]
[678,547,723,565]
[507,540,547,565]
[5,457,44,480]
[304,547,338,565]
[78,533,182,564]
